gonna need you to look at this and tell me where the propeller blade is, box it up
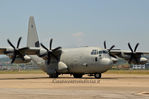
[50,38,53,50]
[128,43,134,53]
[41,43,49,51]
[104,41,106,49]
[7,39,15,49]
[18,51,25,61]
[52,47,62,52]
[7,37,26,64]
[47,52,51,64]
[17,37,22,48]
[19,47,29,51]
[109,45,115,52]
[11,54,16,64]
[128,42,140,64]
[109,54,117,58]
[128,54,133,64]
[133,56,139,64]
[134,43,139,52]
[51,53,59,61]
[40,38,62,64]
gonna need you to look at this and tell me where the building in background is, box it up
[131,63,149,70]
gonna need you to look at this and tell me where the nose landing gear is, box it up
[94,73,101,79]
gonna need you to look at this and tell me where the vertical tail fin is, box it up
[27,16,40,47]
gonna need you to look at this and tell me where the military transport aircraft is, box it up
[0,16,148,79]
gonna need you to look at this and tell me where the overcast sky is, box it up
[0,0,149,51]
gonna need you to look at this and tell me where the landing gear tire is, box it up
[73,74,83,78]
[49,73,59,78]
[94,73,101,79]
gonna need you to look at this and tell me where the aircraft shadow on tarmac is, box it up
[0,77,48,80]
[0,76,148,80]
[57,76,118,79]
[0,76,118,80]
[59,76,149,79]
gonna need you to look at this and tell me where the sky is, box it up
[0,0,149,51]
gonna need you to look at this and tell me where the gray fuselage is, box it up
[30,47,113,75]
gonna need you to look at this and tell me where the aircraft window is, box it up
[93,50,96,55]
[103,50,108,54]
[91,50,98,55]
[99,50,108,54]
[95,50,97,54]
[99,51,103,54]
[96,51,99,54]
[91,51,94,55]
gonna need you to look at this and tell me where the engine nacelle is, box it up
[128,57,148,65]
[120,51,148,65]
[138,57,148,65]
[57,62,68,73]
[11,55,31,63]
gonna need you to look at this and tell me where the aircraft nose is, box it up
[101,58,113,66]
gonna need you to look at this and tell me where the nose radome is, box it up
[101,58,113,65]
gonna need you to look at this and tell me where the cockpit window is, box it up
[103,50,108,54]
[99,50,108,55]
[91,50,108,55]
[91,50,98,55]
[98,51,102,54]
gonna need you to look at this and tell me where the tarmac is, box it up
[0,74,149,99]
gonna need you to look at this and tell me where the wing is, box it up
[0,47,40,55]
[110,49,149,64]
[0,47,42,63]
[110,50,149,56]
[0,48,7,54]
[0,47,61,59]
[20,47,40,55]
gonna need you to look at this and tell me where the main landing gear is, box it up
[48,73,59,78]
[73,74,83,78]
[48,73,102,79]
[73,73,101,79]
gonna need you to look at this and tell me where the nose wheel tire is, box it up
[73,74,83,78]
[94,73,101,79]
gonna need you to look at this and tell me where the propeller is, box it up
[40,38,61,64]
[104,41,116,58]
[128,42,139,64]
[7,37,25,64]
